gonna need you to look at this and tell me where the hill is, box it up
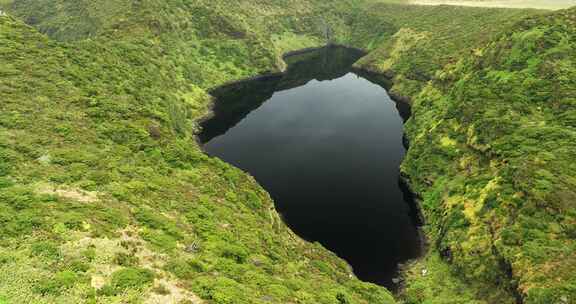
[400,6,576,304]
[1,0,573,303]
[0,2,398,302]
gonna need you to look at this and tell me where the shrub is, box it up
[0,177,13,189]
[165,258,206,280]
[219,244,249,264]
[30,241,61,260]
[68,259,90,273]
[152,284,171,295]
[82,248,97,262]
[311,260,333,275]
[0,148,13,177]
[134,208,183,239]
[141,229,178,252]
[134,208,164,230]
[243,191,262,210]
[56,271,78,288]
[34,271,78,295]
[113,252,139,267]
[0,187,33,211]
[99,267,155,296]
[0,253,15,265]
[191,276,251,304]
[336,292,352,304]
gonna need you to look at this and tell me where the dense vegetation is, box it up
[0,1,398,303]
[400,7,576,303]
[0,0,574,303]
[352,2,543,100]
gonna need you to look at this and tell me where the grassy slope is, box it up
[0,1,397,303]
[400,7,576,304]
[353,2,543,99]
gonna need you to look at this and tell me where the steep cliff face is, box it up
[401,7,576,303]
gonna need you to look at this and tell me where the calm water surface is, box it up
[199,47,422,289]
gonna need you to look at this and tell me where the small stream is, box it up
[199,46,422,289]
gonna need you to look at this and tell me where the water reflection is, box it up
[199,46,422,289]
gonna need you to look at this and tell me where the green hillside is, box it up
[353,2,543,100]
[0,3,399,303]
[400,7,576,303]
[0,0,574,303]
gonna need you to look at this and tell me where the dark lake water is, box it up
[199,46,422,289]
